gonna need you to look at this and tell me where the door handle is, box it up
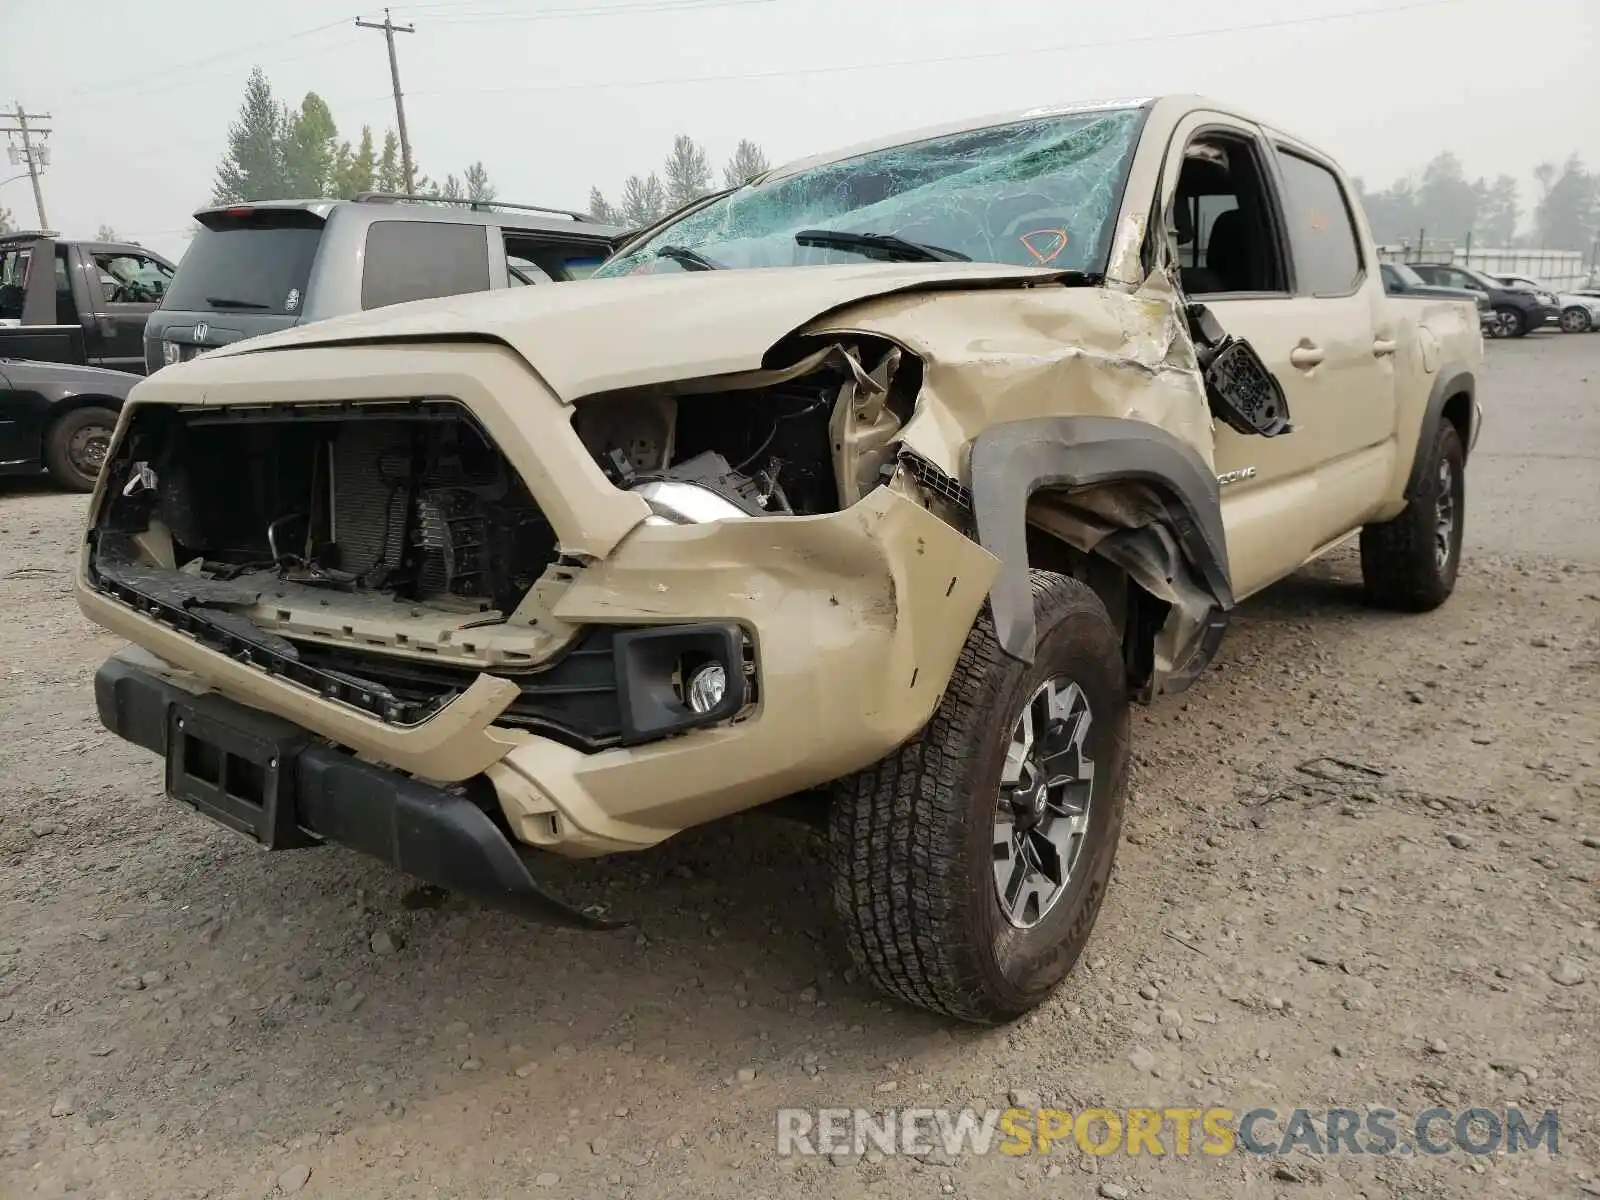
[1372,337,1397,357]
[1289,343,1325,369]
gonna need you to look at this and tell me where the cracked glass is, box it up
[593,105,1148,279]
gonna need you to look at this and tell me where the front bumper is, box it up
[94,649,620,927]
[77,342,1000,856]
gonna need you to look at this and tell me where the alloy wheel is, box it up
[1435,455,1456,572]
[992,676,1095,929]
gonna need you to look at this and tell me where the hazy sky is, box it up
[3,0,1595,263]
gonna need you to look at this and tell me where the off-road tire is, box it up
[42,406,118,492]
[828,571,1130,1024]
[1359,421,1465,612]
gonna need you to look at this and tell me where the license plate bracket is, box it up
[165,704,314,849]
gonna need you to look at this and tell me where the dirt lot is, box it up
[2,333,1597,1200]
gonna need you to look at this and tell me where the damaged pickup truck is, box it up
[77,95,1482,1023]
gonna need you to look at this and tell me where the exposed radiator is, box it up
[329,422,412,580]
[326,416,552,609]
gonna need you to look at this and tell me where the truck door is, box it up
[1158,112,1390,598]
[84,248,174,373]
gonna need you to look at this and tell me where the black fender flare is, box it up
[1404,365,1476,496]
[969,415,1234,664]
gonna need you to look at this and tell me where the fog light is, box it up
[685,662,728,714]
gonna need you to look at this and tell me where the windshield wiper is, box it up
[795,229,970,263]
[654,245,723,272]
[203,296,272,310]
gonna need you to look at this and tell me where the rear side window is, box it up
[361,221,490,310]
[1275,150,1363,296]
[163,213,323,315]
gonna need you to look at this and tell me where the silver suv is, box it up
[145,193,627,372]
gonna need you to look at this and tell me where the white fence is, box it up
[1376,244,1593,291]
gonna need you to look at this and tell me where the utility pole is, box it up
[0,104,52,228]
[356,10,416,194]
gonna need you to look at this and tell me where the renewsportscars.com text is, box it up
[776,1106,1560,1158]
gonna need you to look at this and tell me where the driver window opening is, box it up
[1171,135,1287,296]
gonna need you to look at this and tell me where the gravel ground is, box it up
[1,333,1597,1199]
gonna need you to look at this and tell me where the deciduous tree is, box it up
[1533,155,1597,251]
[662,135,712,209]
[621,173,667,226]
[722,139,769,188]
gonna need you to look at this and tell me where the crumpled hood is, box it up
[206,261,1065,400]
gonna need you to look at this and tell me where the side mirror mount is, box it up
[1186,302,1293,438]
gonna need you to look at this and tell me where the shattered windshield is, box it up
[593,105,1148,279]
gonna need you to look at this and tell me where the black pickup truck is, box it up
[0,232,177,374]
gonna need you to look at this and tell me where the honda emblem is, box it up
[193,322,209,342]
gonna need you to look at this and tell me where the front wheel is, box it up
[1559,307,1592,334]
[829,572,1130,1023]
[1491,307,1526,338]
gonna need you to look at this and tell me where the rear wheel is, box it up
[1360,422,1465,612]
[42,406,118,492]
[828,572,1129,1023]
[1559,306,1592,333]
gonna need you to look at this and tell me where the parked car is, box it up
[146,193,628,373]
[1380,262,1493,333]
[0,233,177,373]
[1406,262,1553,337]
[1491,272,1600,333]
[0,357,137,490]
[78,94,1483,1024]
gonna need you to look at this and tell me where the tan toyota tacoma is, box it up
[78,95,1481,1023]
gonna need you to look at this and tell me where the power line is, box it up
[356,10,419,193]
[421,0,776,21]
[54,35,365,114]
[404,0,1472,99]
[391,0,772,17]
[0,105,53,228]
[61,19,350,109]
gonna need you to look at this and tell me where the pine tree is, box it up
[333,126,377,198]
[375,131,405,193]
[426,174,465,202]
[463,162,495,204]
[722,139,770,188]
[212,67,286,203]
[662,135,712,209]
[282,93,339,198]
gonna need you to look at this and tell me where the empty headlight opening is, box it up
[572,334,923,521]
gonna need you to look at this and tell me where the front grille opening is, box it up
[88,400,574,729]
[96,400,556,615]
